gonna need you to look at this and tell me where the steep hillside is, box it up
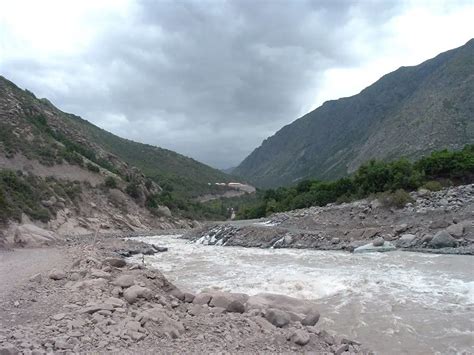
[0,76,240,232]
[234,39,474,187]
[68,116,237,199]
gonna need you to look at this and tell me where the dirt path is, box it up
[0,248,68,300]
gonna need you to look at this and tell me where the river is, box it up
[131,234,474,354]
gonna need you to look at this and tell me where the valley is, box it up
[1,33,473,354]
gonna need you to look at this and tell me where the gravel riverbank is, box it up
[184,184,474,255]
[0,235,366,354]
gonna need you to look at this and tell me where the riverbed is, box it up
[131,235,474,354]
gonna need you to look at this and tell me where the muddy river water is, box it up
[132,235,474,354]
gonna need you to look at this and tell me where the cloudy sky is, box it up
[1,0,473,168]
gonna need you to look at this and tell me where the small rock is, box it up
[125,320,142,332]
[170,288,185,301]
[184,293,195,303]
[51,313,66,321]
[301,311,320,326]
[421,234,433,243]
[335,344,349,355]
[48,269,66,280]
[90,269,110,279]
[446,224,464,239]
[13,301,19,308]
[226,300,245,314]
[193,293,212,305]
[105,258,127,268]
[372,237,385,247]
[397,234,416,247]
[290,329,310,346]
[429,220,450,229]
[29,273,42,283]
[104,297,126,308]
[69,273,81,281]
[81,303,115,314]
[394,224,408,234]
[54,338,72,350]
[112,274,135,288]
[123,285,153,304]
[265,309,290,328]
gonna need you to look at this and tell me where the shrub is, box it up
[104,176,117,189]
[423,180,443,192]
[86,162,100,173]
[125,182,140,199]
[378,189,414,209]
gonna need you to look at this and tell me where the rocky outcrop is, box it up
[12,224,59,247]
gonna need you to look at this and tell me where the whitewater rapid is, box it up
[130,235,474,354]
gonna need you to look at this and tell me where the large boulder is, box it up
[429,231,457,248]
[13,224,59,247]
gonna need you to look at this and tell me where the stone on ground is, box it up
[290,329,310,346]
[264,309,290,328]
[301,310,320,326]
[430,230,457,248]
[48,269,66,280]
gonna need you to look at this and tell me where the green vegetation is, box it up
[0,170,82,222]
[104,176,117,189]
[237,145,474,219]
[378,189,415,209]
[125,182,140,199]
[73,115,238,199]
[86,162,100,173]
[422,180,443,192]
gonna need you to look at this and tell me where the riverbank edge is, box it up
[0,233,368,354]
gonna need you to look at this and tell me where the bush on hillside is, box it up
[86,162,100,173]
[423,180,442,191]
[125,182,140,199]
[236,145,474,219]
[104,176,117,189]
[378,189,414,209]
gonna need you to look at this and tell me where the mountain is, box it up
[0,75,239,232]
[234,39,474,188]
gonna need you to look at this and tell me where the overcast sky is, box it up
[1,0,473,168]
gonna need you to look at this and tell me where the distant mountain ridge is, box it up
[234,39,474,187]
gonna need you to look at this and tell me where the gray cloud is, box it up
[2,0,407,167]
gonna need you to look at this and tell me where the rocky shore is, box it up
[0,235,367,354]
[184,184,474,255]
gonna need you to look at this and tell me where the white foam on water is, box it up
[253,221,278,227]
[131,234,474,354]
